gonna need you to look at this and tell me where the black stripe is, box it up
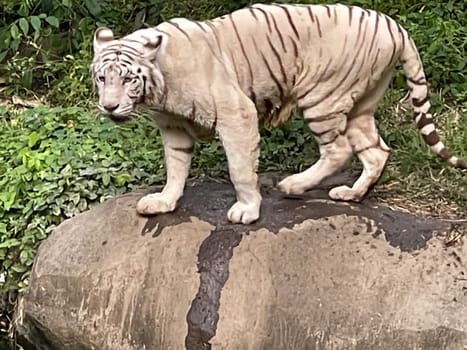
[305,113,339,123]
[315,13,322,38]
[205,22,223,54]
[118,58,133,66]
[357,11,365,41]
[254,7,272,32]
[297,58,333,100]
[270,12,287,52]
[355,141,382,154]
[318,133,339,146]
[407,76,426,85]
[396,22,406,49]
[368,12,379,54]
[101,49,139,61]
[385,16,397,66]
[166,21,191,41]
[260,50,284,101]
[212,99,218,130]
[312,127,336,137]
[192,20,207,32]
[439,148,453,160]
[229,14,254,90]
[324,4,331,18]
[307,7,315,23]
[274,4,300,39]
[305,40,360,104]
[249,7,258,21]
[267,36,287,85]
[191,101,196,119]
[412,95,429,108]
[348,5,353,26]
[111,42,144,55]
[251,90,257,105]
[141,75,147,100]
[171,145,194,154]
[415,113,433,129]
[370,49,381,75]
[422,130,440,146]
[290,35,298,58]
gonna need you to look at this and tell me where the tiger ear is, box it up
[93,27,114,55]
[139,32,164,60]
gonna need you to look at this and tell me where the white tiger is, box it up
[91,3,466,224]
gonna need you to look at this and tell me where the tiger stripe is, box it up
[270,12,287,52]
[273,4,300,40]
[253,7,272,33]
[166,21,191,42]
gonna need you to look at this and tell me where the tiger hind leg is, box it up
[277,111,353,194]
[329,113,390,201]
[329,70,394,201]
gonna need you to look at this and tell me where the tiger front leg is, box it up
[136,126,193,215]
[218,107,262,224]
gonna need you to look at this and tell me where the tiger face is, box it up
[91,27,164,122]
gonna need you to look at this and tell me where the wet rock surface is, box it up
[16,180,467,349]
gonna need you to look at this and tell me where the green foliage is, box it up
[0,105,165,293]
[1,0,465,104]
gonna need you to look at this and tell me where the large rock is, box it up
[16,180,467,350]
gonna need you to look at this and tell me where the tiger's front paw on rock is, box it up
[227,201,260,224]
[136,193,177,215]
[328,186,364,202]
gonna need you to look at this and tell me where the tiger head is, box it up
[91,27,165,122]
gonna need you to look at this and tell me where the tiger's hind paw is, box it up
[277,175,307,195]
[328,186,364,202]
[136,193,177,215]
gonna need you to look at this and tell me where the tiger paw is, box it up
[227,201,260,224]
[277,175,307,195]
[328,186,364,202]
[136,193,177,215]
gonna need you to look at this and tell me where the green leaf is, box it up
[115,174,129,187]
[22,69,33,90]
[19,18,29,35]
[19,250,30,265]
[85,0,102,16]
[30,16,41,33]
[0,239,21,249]
[28,132,40,148]
[10,264,28,273]
[102,173,110,186]
[45,16,59,28]
[10,23,20,40]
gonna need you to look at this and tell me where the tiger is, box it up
[91,3,466,224]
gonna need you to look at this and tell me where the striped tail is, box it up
[400,37,466,169]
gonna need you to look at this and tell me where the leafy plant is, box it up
[0,105,165,294]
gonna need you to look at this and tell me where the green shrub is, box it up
[0,105,166,294]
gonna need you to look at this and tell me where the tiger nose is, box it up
[103,104,119,113]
